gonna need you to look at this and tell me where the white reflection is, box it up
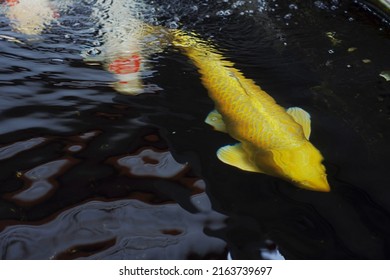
[11,159,72,205]
[260,247,285,260]
[0,197,227,259]
[0,137,46,160]
[117,148,188,178]
[85,0,163,95]
[3,0,58,35]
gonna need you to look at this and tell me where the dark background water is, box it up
[0,0,389,259]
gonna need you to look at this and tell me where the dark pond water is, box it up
[0,0,389,259]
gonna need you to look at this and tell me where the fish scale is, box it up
[201,61,302,150]
[171,29,330,192]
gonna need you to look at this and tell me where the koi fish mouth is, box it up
[296,177,330,192]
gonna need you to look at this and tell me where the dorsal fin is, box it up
[286,107,311,139]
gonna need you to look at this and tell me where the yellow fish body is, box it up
[171,30,330,192]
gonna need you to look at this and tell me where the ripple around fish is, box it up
[0,197,227,259]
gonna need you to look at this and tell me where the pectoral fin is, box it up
[286,107,311,140]
[217,144,264,173]
[205,109,227,133]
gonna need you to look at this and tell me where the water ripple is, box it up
[0,137,46,160]
[0,0,389,261]
[8,158,78,206]
[115,148,188,178]
[0,197,227,259]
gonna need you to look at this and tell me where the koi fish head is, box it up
[270,142,330,192]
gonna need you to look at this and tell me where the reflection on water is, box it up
[84,0,153,94]
[8,158,77,206]
[114,148,188,178]
[0,137,46,160]
[4,0,59,35]
[0,0,390,259]
[0,197,226,259]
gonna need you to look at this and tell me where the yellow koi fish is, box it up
[171,30,330,192]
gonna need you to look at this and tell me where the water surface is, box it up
[0,0,389,259]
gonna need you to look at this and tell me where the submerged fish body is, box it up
[171,30,330,192]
